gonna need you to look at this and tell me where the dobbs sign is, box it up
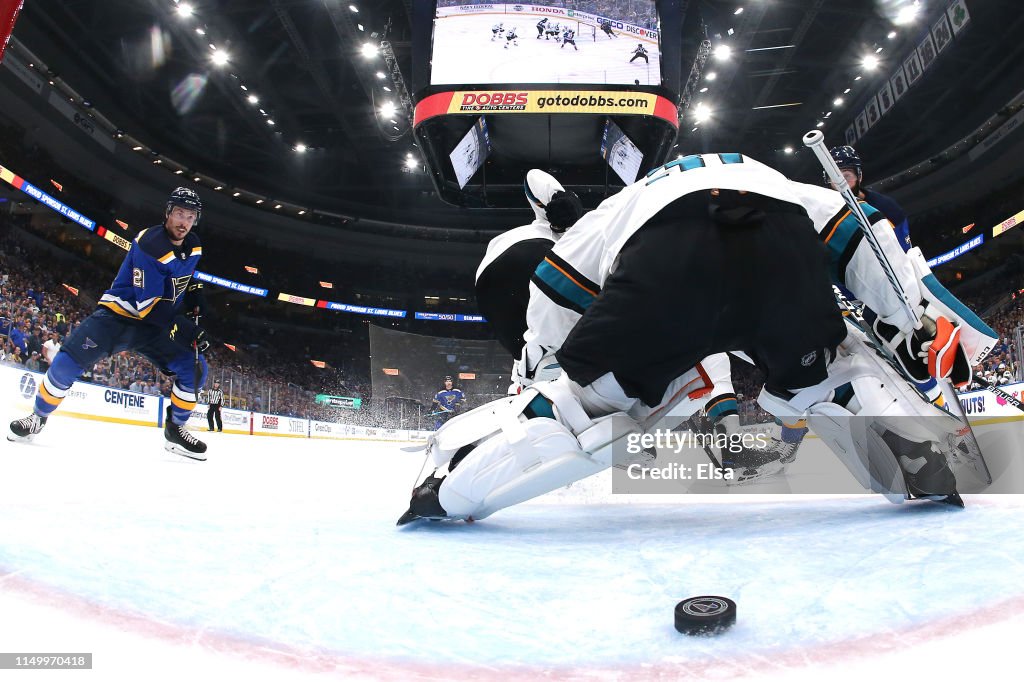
[415,90,677,127]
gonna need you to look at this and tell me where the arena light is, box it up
[247,94,258,105]
[705,72,717,82]
[195,28,205,36]
[693,102,712,124]
[211,50,229,67]
[713,44,732,61]
[266,119,275,126]
[380,101,397,119]
[375,71,386,79]
[894,2,920,26]
[816,121,825,128]
[833,97,844,106]
[405,157,419,170]
[176,3,193,19]
[361,43,378,58]
[862,55,880,70]
[349,4,358,12]
[294,143,307,153]
[887,31,898,40]
[734,7,744,15]
[784,146,794,154]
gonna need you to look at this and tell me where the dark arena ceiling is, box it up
[8,0,1024,231]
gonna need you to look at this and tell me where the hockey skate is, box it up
[8,413,47,443]
[396,474,455,526]
[164,406,207,461]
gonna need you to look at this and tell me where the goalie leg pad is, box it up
[439,413,641,520]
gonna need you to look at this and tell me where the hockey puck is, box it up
[674,596,736,635]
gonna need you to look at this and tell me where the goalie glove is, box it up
[513,343,562,388]
[872,307,971,387]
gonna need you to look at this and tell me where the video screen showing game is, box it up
[431,1,661,86]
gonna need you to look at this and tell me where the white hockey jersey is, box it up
[523,153,926,368]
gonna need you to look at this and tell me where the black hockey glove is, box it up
[545,191,584,233]
[170,314,210,353]
[182,280,207,319]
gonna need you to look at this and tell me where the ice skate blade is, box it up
[7,433,34,443]
[396,509,468,526]
[164,442,207,461]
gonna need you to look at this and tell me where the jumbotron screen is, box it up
[431,1,662,86]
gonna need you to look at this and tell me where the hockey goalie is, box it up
[398,153,997,525]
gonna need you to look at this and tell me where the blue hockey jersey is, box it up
[433,388,465,412]
[98,225,202,328]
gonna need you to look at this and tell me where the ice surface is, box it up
[1,415,1022,681]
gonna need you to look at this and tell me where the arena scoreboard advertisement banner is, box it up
[414,89,678,127]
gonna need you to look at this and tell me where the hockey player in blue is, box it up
[773,146,936,464]
[432,376,465,430]
[8,188,211,459]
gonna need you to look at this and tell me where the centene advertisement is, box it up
[414,89,678,127]
[0,365,160,426]
[252,412,308,438]
[432,2,661,87]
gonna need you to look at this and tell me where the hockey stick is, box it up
[805,130,992,484]
[192,308,202,406]
[804,131,919,323]
[973,374,1024,413]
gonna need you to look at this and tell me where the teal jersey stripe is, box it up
[922,274,997,337]
[706,397,737,421]
[534,259,598,311]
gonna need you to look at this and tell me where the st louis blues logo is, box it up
[82,337,98,350]
[171,275,192,302]
[19,373,37,400]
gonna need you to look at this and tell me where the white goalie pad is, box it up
[439,412,640,520]
[757,323,964,501]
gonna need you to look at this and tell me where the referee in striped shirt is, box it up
[205,379,224,432]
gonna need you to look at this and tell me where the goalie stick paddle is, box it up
[807,130,992,484]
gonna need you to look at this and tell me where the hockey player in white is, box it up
[398,153,996,525]
[491,22,504,41]
[504,26,519,48]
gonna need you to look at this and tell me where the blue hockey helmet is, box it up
[827,146,863,187]
[166,187,202,225]
[829,146,862,172]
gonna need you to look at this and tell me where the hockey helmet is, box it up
[829,145,862,171]
[826,146,863,187]
[166,187,202,225]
